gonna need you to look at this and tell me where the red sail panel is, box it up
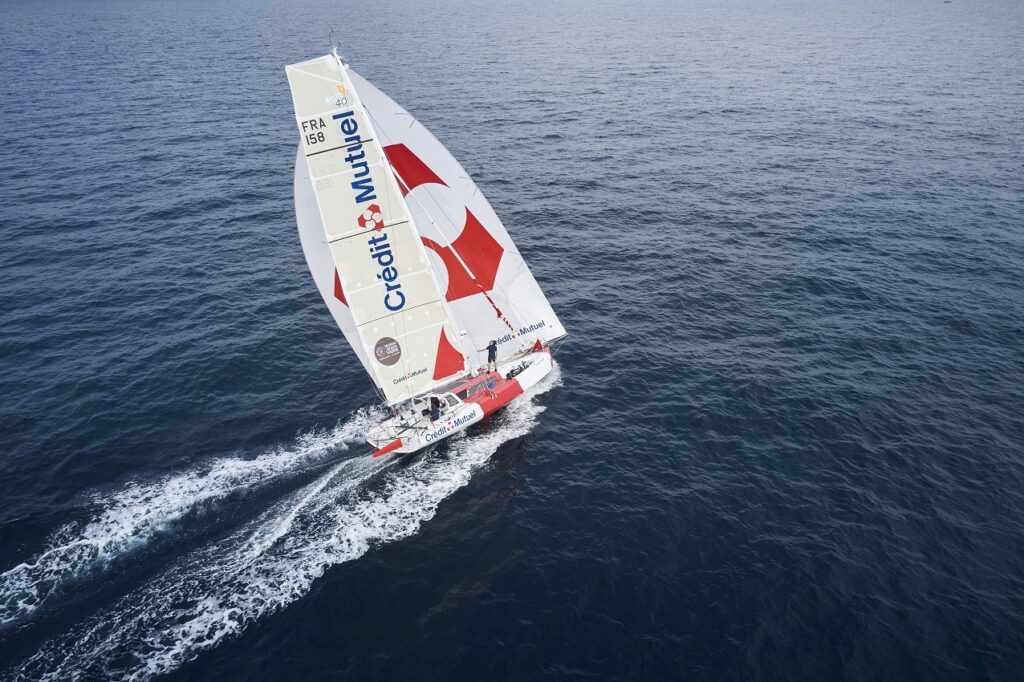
[385,143,447,195]
[332,269,348,306]
[432,327,465,380]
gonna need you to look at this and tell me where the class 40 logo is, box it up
[324,83,348,108]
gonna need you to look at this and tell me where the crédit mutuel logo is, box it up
[330,110,376,205]
[363,207,405,313]
[358,204,384,230]
[329,110,407,314]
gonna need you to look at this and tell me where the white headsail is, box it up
[288,54,565,404]
[348,70,567,367]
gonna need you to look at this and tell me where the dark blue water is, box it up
[2,0,1023,679]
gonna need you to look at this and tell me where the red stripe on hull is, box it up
[467,375,524,416]
[372,438,403,458]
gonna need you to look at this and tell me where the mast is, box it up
[330,52,473,383]
[286,55,471,406]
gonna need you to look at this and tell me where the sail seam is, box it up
[285,65,344,86]
[304,139,374,158]
[354,298,446,328]
[326,220,411,245]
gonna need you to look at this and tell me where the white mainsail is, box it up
[287,54,468,405]
[288,53,565,404]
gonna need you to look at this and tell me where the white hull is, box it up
[365,349,554,456]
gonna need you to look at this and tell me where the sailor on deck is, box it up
[478,340,498,374]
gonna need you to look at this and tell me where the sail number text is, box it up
[301,117,328,147]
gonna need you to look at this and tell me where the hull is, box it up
[365,348,554,456]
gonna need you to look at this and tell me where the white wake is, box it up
[0,407,384,628]
[12,366,559,681]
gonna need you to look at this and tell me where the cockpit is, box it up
[396,393,461,423]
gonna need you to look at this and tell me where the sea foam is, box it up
[0,407,383,628]
[13,366,559,680]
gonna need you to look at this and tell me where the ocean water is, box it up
[2,0,1023,679]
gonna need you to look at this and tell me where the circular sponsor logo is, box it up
[374,337,401,366]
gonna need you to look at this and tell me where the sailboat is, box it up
[286,52,567,457]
